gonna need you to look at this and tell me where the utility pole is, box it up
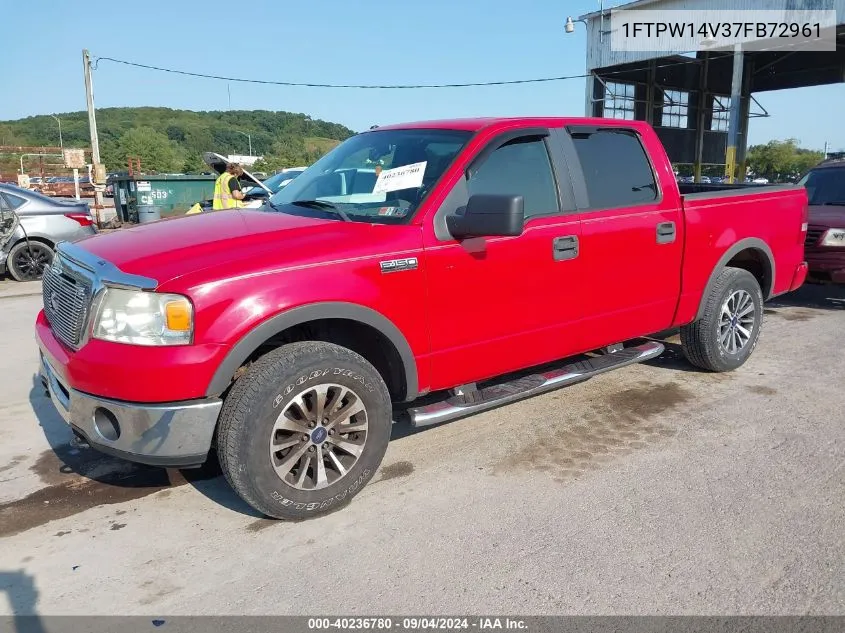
[83,49,105,225]
[823,141,830,159]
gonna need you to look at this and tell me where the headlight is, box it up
[93,288,193,346]
[820,228,845,247]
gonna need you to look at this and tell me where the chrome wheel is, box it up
[269,383,368,491]
[719,289,756,354]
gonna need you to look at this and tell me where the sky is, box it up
[1,0,843,151]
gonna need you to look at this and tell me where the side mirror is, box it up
[446,194,524,240]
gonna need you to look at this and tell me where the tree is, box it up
[746,139,823,183]
[115,127,184,173]
[166,125,186,142]
[183,151,205,174]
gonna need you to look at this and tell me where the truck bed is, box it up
[672,183,808,326]
[678,183,794,197]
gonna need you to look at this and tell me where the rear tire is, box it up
[8,241,54,281]
[680,267,763,372]
[217,341,392,520]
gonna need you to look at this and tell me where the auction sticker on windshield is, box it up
[372,161,427,194]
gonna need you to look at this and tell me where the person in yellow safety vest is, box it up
[212,163,246,210]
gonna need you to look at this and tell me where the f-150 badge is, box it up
[380,257,418,273]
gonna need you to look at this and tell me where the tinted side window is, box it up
[571,129,657,208]
[3,192,26,209]
[468,138,559,219]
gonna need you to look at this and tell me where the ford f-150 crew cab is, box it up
[36,117,809,520]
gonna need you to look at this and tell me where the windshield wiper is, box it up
[291,199,351,221]
[822,201,845,206]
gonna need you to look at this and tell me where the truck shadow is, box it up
[20,376,262,528]
[0,570,47,633]
[767,281,845,311]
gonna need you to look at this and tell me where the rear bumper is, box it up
[40,352,221,468]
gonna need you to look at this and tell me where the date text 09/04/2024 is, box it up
[307,618,528,630]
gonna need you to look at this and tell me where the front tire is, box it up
[8,241,54,281]
[680,267,763,372]
[217,341,392,520]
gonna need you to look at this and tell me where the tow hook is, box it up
[70,430,90,450]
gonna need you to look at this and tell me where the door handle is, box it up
[656,221,676,244]
[553,235,579,261]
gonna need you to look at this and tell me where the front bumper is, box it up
[806,250,845,283]
[40,353,222,468]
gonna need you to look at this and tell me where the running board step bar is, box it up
[408,341,665,428]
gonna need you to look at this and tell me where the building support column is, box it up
[725,44,744,183]
[694,53,710,183]
[645,60,656,125]
[736,59,753,182]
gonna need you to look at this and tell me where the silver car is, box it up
[0,184,97,281]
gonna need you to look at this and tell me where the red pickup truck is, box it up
[36,117,809,519]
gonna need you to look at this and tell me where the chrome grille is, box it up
[42,260,92,349]
[805,225,826,247]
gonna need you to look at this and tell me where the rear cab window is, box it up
[568,127,659,209]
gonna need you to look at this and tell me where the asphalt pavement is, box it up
[0,283,843,616]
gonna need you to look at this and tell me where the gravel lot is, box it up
[0,282,843,616]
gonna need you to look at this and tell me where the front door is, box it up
[422,132,584,392]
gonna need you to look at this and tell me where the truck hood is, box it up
[808,204,845,227]
[75,209,377,286]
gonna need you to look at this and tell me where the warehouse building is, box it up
[575,0,845,181]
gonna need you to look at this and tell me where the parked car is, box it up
[0,184,96,280]
[799,158,845,283]
[36,117,808,520]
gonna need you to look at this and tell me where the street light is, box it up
[565,16,586,33]
[235,131,252,157]
[50,115,63,154]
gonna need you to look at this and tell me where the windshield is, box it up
[267,129,472,223]
[799,166,845,205]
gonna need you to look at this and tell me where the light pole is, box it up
[565,15,595,116]
[50,114,64,154]
[236,131,252,157]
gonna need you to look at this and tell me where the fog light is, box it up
[93,407,121,441]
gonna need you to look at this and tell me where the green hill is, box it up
[0,107,356,174]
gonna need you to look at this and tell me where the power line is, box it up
[92,55,709,90]
[93,56,591,88]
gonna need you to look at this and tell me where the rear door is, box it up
[558,125,683,349]
[422,129,584,391]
